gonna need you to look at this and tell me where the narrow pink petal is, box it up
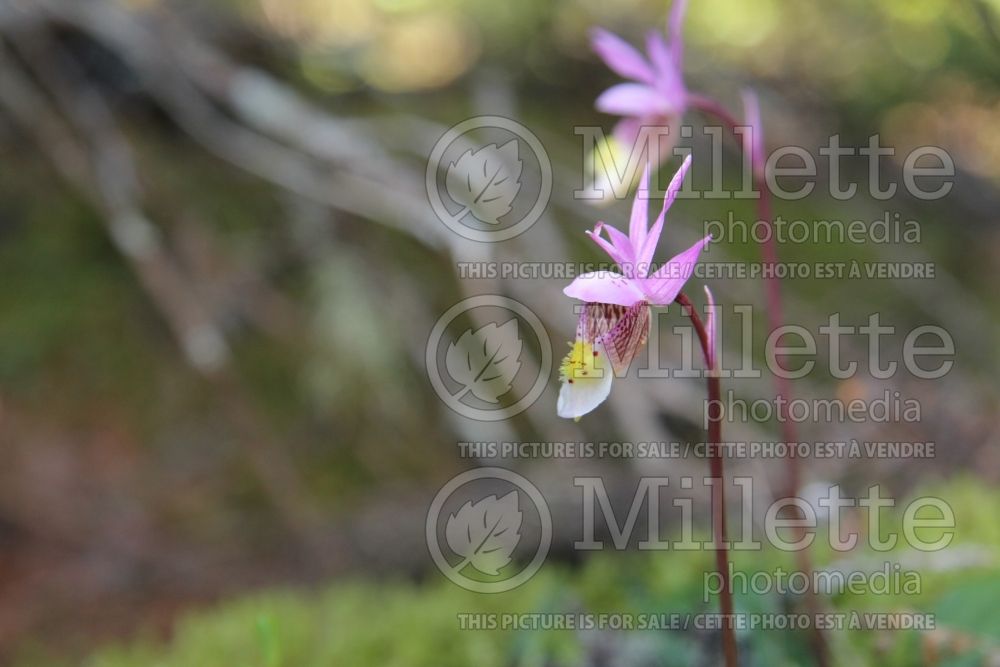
[586,222,630,266]
[645,30,686,107]
[741,89,765,175]
[646,31,673,79]
[704,285,717,369]
[668,0,689,67]
[599,223,637,267]
[595,83,664,116]
[664,153,693,210]
[564,271,646,307]
[643,234,711,305]
[637,155,692,267]
[628,164,651,256]
[591,28,656,84]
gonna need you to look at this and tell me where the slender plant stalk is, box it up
[676,292,737,667]
[688,94,830,667]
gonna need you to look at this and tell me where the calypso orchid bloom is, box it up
[557,155,711,419]
[590,0,688,175]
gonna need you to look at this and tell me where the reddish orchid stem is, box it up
[689,94,830,667]
[687,94,794,440]
[675,291,737,667]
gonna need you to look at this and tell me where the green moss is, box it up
[39,478,995,667]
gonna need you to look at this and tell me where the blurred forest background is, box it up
[0,0,998,665]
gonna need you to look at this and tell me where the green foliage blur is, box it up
[12,479,995,666]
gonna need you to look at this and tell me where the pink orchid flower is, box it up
[592,0,689,156]
[558,156,711,419]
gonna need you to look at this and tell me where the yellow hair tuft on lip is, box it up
[559,339,607,383]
